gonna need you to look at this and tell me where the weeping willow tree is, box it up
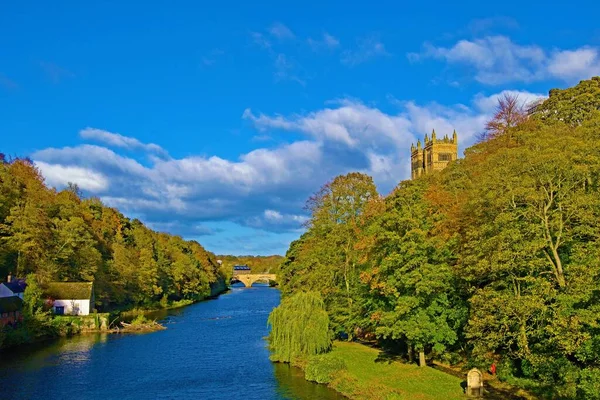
[268,291,332,363]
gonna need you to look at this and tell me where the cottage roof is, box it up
[0,296,23,313]
[2,279,26,294]
[44,282,94,300]
[233,265,251,270]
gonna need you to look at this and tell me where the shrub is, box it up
[578,369,600,400]
[159,295,169,309]
[305,354,347,384]
[131,315,150,326]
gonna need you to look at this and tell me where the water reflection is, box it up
[274,363,346,400]
[1,333,106,372]
[0,286,344,400]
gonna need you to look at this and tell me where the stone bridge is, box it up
[232,273,277,288]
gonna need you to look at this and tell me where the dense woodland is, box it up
[0,160,227,311]
[217,254,283,275]
[276,77,600,398]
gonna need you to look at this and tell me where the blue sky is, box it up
[2,1,599,255]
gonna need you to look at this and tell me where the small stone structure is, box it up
[467,368,484,397]
[234,273,277,288]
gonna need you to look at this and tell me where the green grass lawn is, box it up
[327,341,465,400]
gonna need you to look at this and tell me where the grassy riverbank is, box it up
[298,342,538,400]
[307,342,465,400]
[1,280,229,351]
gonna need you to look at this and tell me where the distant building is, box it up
[0,275,26,299]
[44,282,95,316]
[0,296,23,326]
[411,130,458,179]
[233,265,251,275]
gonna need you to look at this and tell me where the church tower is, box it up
[411,130,458,179]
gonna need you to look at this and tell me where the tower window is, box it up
[438,153,453,162]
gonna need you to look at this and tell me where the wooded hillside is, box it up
[277,77,600,399]
[0,158,226,310]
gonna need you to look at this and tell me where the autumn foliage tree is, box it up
[0,157,226,313]
[278,77,600,398]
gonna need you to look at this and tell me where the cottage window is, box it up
[55,306,65,315]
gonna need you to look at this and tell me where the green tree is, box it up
[279,172,378,336]
[532,76,600,126]
[23,273,44,317]
[268,291,332,363]
[360,179,465,366]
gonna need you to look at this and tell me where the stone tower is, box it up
[411,130,458,179]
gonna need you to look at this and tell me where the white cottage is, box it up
[44,282,95,316]
[0,276,26,299]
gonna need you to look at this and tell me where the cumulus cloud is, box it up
[35,161,109,192]
[473,90,546,113]
[33,89,543,247]
[80,128,168,157]
[547,48,600,81]
[244,210,308,232]
[409,35,600,84]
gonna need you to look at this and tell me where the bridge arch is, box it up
[232,274,277,288]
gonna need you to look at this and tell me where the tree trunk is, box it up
[408,345,414,363]
[419,351,426,367]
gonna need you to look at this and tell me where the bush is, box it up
[131,315,150,326]
[578,369,600,400]
[305,354,347,384]
[159,295,169,309]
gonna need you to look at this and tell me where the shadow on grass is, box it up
[374,350,406,364]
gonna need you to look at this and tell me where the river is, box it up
[0,284,344,400]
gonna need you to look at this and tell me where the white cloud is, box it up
[34,89,543,243]
[269,22,295,40]
[409,35,600,84]
[547,47,600,81]
[264,209,283,221]
[35,161,109,192]
[80,128,168,156]
[473,90,546,113]
[341,36,389,66]
[244,209,308,232]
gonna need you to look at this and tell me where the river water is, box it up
[0,284,344,400]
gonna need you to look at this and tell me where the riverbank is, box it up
[295,342,539,400]
[0,278,230,351]
[300,342,464,400]
[119,278,230,319]
[1,283,339,400]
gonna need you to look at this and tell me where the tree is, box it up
[360,179,465,366]
[268,291,332,363]
[531,76,600,126]
[23,273,44,317]
[478,93,528,142]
